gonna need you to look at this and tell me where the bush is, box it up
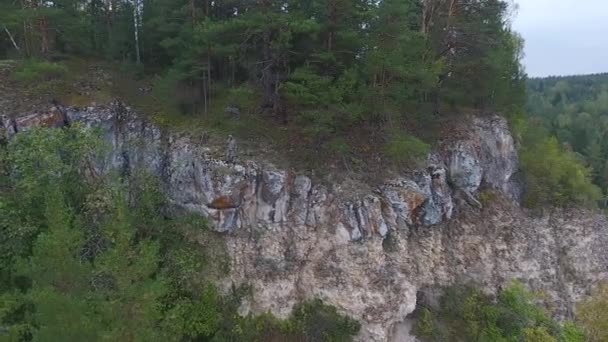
[520,134,601,208]
[224,85,260,114]
[290,299,361,342]
[413,282,586,342]
[384,130,430,165]
[478,189,498,206]
[215,298,360,342]
[12,60,68,83]
[297,110,338,140]
[577,283,608,342]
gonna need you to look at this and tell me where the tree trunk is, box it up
[38,16,51,55]
[20,0,32,57]
[206,48,211,114]
[3,27,20,51]
[421,0,429,34]
[133,0,141,64]
[189,0,196,22]
[327,0,337,51]
[261,29,274,110]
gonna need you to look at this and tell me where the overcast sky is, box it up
[512,0,608,77]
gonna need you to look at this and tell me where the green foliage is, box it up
[284,67,337,108]
[478,190,499,206]
[520,125,601,207]
[527,74,608,202]
[1,0,526,176]
[577,283,608,342]
[3,0,524,133]
[328,137,352,155]
[290,299,361,342]
[216,298,360,342]
[562,322,586,342]
[415,308,437,339]
[384,131,430,165]
[414,282,586,342]
[522,327,557,342]
[12,60,68,83]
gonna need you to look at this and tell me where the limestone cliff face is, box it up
[3,103,608,341]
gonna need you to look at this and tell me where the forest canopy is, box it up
[0,0,525,126]
[527,74,608,204]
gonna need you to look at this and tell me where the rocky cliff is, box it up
[3,103,608,341]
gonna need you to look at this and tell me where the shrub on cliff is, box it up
[520,125,601,208]
[577,283,608,342]
[290,299,361,341]
[413,282,586,342]
[384,129,430,166]
[210,296,360,342]
[12,60,68,83]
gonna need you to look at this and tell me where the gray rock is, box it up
[289,175,312,225]
[447,142,483,193]
[444,115,519,200]
[226,135,237,163]
[225,105,240,119]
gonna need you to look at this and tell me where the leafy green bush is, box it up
[286,67,366,142]
[214,298,360,342]
[290,299,361,342]
[283,67,335,107]
[12,60,68,83]
[520,133,601,208]
[577,283,608,342]
[478,189,499,206]
[225,85,259,112]
[384,130,430,165]
[414,282,586,342]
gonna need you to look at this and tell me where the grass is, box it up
[383,129,430,166]
[2,57,116,112]
[12,60,68,83]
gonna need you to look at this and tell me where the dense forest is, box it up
[0,0,525,136]
[528,74,608,203]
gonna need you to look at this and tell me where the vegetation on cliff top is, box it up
[0,0,525,176]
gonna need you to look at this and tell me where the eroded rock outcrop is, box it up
[3,103,607,341]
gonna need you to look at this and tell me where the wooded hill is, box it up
[527,73,608,200]
[1,0,525,129]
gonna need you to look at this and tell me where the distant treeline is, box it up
[527,73,608,200]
